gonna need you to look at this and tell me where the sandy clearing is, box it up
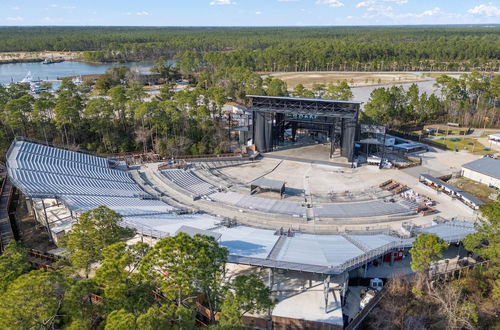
[268,71,428,89]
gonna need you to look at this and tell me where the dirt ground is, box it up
[0,51,80,63]
[450,177,497,203]
[268,72,427,89]
[14,195,56,251]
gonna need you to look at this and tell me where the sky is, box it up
[1,0,500,26]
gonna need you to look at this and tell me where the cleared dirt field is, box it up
[0,51,80,63]
[269,71,427,89]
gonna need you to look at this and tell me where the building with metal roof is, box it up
[488,133,500,145]
[419,173,485,210]
[462,157,500,189]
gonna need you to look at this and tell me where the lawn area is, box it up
[432,137,493,155]
[450,177,497,203]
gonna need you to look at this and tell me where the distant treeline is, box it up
[0,26,498,71]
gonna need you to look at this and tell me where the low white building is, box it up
[222,102,248,114]
[462,157,500,189]
[488,133,500,146]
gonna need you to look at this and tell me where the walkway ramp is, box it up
[0,177,15,251]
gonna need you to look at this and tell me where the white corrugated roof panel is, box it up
[349,234,400,250]
[276,234,364,266]
[213,226,280,259]
[125,214,219,236]
[420,222,476,241]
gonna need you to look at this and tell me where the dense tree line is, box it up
[0,62,296,159]
[0,26,498,71]
[0,206,274,329]
[363,72,500,128]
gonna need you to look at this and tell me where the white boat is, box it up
[72,75,83,86]
[20,71,33,84]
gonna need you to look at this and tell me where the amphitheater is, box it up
[5,138,479,328]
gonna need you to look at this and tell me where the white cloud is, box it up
[255,10,262,14]
[10,6,20,10]
[127,11,150,16]
[209,0,236,5]
[357,0,407,8]
[6,16,23,22]
[468,3,500,17]
[49,4,75,10]
[417,7,440,17]
[278,0,299,2]
[316,0,344,8]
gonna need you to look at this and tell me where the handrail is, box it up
[345,285,388,330]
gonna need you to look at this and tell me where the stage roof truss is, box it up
[248,95,360,119]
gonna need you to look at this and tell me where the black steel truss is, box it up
[248,95,360,119]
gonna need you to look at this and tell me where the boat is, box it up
[20,71,50,94]
[20,71,33,84]
[72,75,83,86]
[42,58,54,64]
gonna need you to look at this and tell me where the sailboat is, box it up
[20,71,33,84]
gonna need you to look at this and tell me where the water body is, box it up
[351,77,440,108]
[0,61,153,85]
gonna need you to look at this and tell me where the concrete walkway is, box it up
[263,153,351,168]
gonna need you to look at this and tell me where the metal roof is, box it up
[175,225,222,241]
[419,222,476,241]
[462,157,500,179]
[247,95,363,105]
[420,174,461,193]
[394,142,427,150]
[275,234,364,267]
[247,94,360,119]
[457,191,485,206]
[420,173,484,207]
[251,177,285,191]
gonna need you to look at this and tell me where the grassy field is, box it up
[267,72,427,89]
[433,137,493,155]
[422,72,463,79]
[451,177,497,203]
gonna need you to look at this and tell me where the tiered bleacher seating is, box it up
[161,169,217,196]
[7,140,175,218]
[62,195,175,216]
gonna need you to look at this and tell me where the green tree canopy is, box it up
[0,270,66,329]
[59,206,134,276]
[140,233,228,322]
[463,201,500,261]
[218,274,275,328]
[95,242,154,314]
[0,241,30,294]
[410,233,448,272]
[104,309,137,330]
